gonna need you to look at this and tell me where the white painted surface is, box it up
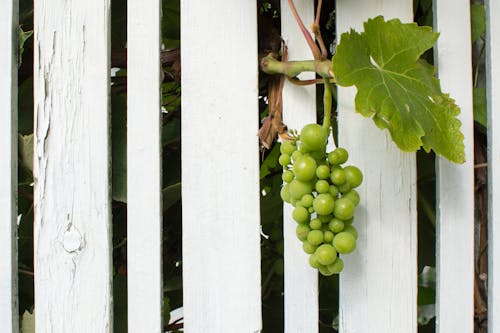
[0,1,18,332]
[280,1,318,332]
[486,1,500,332]
[433,1,475,332]
[33,0,112,332]
[181,0,262,332]
[127,0,163,331]
[336,1,417,332]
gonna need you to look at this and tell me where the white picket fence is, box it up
[1,0,498,332]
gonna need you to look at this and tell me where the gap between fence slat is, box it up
[486,1,500,332]
[280,1,319,332]
[33,1,112,331]
[181,1,262,332]
[0,0,19,332]
[336,1,417,332]
[127,0,163,331]
[433,1,475,332]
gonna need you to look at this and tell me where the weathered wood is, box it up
[33,0,112,331]
[433,1,475,332]
[280,1,318,332]
[336,1,418,332]
[181,0,262,331]
[0,0,19,332]
[127,0,163,331]
[486,1,500,332]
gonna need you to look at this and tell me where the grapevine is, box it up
[260,0,466,276]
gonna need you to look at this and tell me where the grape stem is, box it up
[260,54,334,80]
[323,80,333,132]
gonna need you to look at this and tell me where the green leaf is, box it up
[18,134,34,173]
[473,87,487,128]
[18,26,33,66]
[332,16,465,163]
[111,94,127,202]
[21,310,35,333]
[471,4,486,43]
[162,182,181,211]
[260,143,280,179]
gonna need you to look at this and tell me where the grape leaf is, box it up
[332,16,465,163]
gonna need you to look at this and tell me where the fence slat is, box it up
[0,0,19,332]
[181,1,262,332]
[33,1,112,331]
[336,1,417,332]
[127,0,163,331]
[486,1,500,332]
[280,1,318,332]
[433,1,475,332]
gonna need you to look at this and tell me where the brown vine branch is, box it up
[287,0,322,60]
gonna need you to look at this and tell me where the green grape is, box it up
[333,198,355,220]
[310,150,325,161]
[316,165,330,179]
[291,150,303,162]
[330,167,346,185]
[329,185,339,198]
[327,257,344,274]
[337,182,351,194]
[315,180,330,194]
[290,197,298,206]
[299,141,313,153]
[318,265,334,276]
[303,241,317,254]
[289,179,313,200]
[280,140,297,155]
[292,206,310,224]
[344,165,363,188]
[313,193,335,215]
[282,170,294,183]
[318,214,332,223]
[344,218,354,225]
[308,207,315,213]
[327,147,348,165]
[309,218,322,230]
[307,230,324,246]
[333,232,356,254]
[293,155,317,181]
[328,218,345,233]
[315,244,337,265]
[300,123,328,151]
[279,154,291,166]
[296,224,311,241]
[323,230,334,243]
[309,254,322,269]
[342,190,360,206]
[344,225,358,240]
[300,194,314,208]
[280,185,291,203]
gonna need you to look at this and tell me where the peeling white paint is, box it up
[33,0,112,332]
[0,0,19,332]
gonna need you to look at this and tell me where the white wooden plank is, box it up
[181,1,262,332]
[486,1,500,332]
[127,0,163,331]
[336,1,417,332]
[33,1,112,331]
[280,1,318,332]
[0,0,19,332]
[433,1,475,332]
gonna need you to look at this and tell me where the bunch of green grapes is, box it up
[279,123,363,276]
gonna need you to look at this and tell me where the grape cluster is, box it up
[279,123,363,276]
